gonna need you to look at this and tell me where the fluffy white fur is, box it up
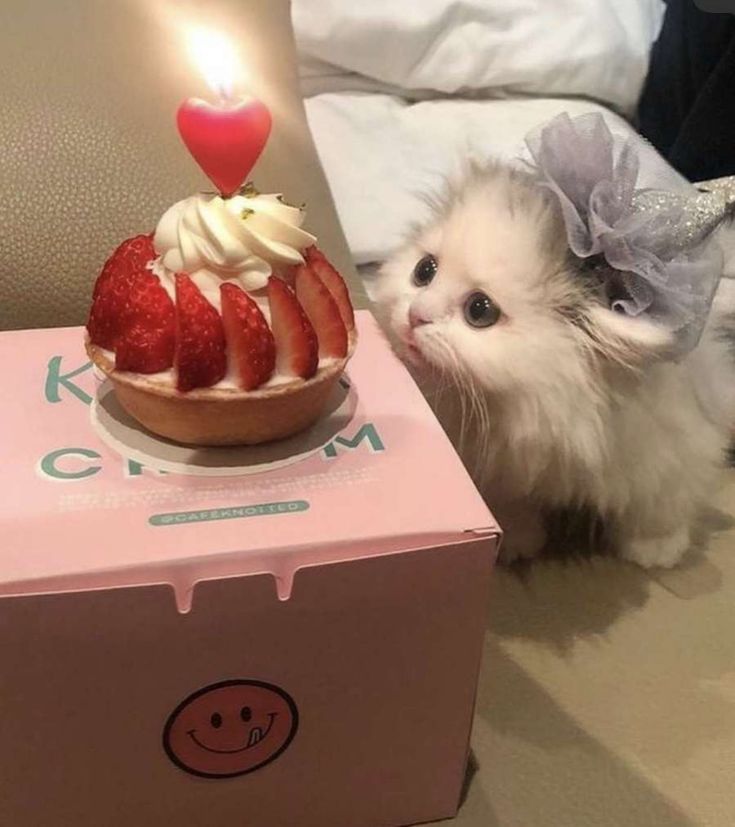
[374,165,735,567]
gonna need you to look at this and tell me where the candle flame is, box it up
[187,28,240,101]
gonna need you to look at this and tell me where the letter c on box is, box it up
[40,448,101,480]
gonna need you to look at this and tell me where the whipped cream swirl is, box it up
[153,189,316,292]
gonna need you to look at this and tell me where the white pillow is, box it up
[305,93,635,265]
[293,0,665,115]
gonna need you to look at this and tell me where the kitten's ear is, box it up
[583,305,675,367]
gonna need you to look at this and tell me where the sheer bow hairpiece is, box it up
[524,113,735,355]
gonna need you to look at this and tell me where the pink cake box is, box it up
[0,311,500,827]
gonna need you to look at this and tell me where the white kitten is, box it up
[374,164,735,567]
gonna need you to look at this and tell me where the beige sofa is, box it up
[2,2,733,826]
[0,0,365,331]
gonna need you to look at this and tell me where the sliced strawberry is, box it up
[305,246,355,331]
[87,233,156,349]
[175,274,227,392]
[267,276,318,379]
[114,272,175,372]
[295,263,348,358]
[220,283,275,390]
[93,234,155,297]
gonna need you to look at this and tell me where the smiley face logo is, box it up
[163,680,299,778]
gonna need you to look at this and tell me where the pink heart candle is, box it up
[177,97,272,197]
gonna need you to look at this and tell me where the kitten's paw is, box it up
[620,527,690,569]
[498,520,547,565]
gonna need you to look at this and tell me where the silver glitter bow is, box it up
[525,112,735,355]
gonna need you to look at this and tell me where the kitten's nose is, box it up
[408,306,429,328]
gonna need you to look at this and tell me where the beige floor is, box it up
[446,471,735,827]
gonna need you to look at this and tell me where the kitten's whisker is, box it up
[430,335,492,478]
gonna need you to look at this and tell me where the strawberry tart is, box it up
[86,185,356,445]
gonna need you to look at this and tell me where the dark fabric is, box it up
[637,0,735,181]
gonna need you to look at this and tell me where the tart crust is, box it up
[86,334,356,446]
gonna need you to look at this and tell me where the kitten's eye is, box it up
[413,255,437,287]
[464,291,501,328]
